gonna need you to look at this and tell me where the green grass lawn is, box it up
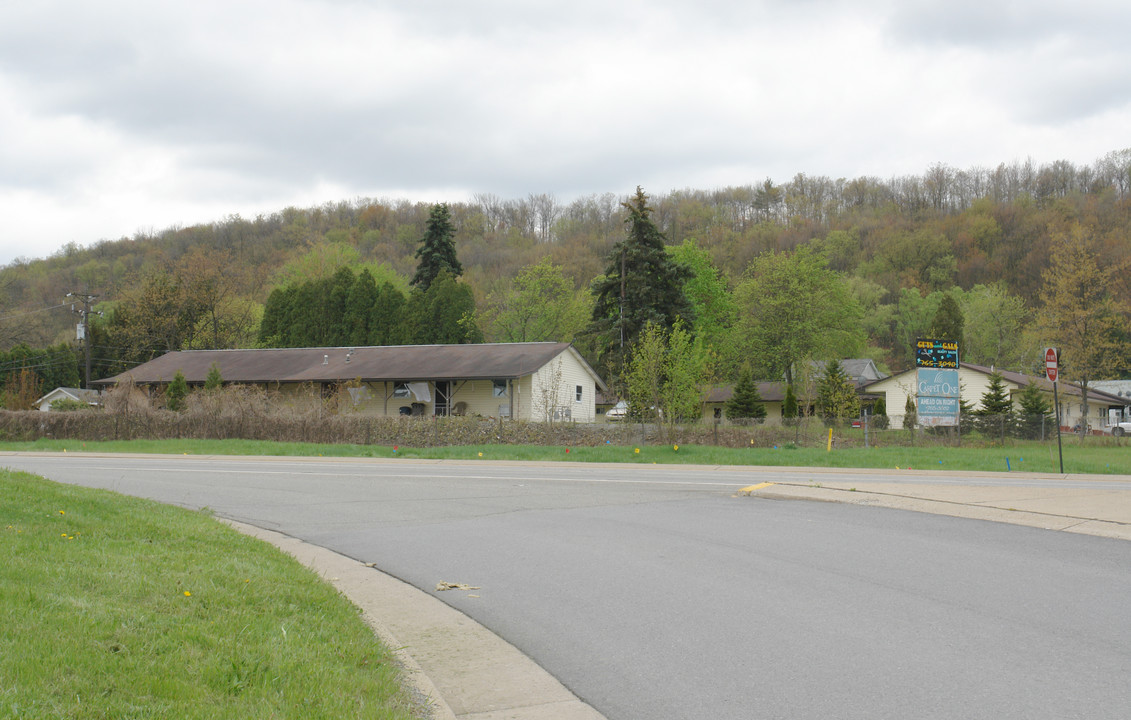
[0,470,421,720]
[3,436,1129,475]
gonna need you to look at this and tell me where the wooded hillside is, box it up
[2,149,1129,396]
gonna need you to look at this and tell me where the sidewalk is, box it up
[737,472,1131,541]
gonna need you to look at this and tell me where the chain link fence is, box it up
[0,384,1109,450]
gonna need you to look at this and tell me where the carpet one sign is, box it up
[916,339,960,427]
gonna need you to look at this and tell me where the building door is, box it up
[434,381,451,416]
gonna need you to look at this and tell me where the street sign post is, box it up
[1045,347,1063,473]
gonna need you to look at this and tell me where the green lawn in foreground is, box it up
[2,436,1129,475]
[0,470,420,720]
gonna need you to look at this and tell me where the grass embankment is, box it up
[0,470,420,720]
[3,436,1129,475]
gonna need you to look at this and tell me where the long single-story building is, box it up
[92,342,607,422]
[863,363,1128,431]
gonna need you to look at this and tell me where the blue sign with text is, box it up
[917,368,960,427]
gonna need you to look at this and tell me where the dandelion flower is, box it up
[184,591,192,597]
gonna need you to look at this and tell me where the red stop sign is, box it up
[1045,347,1058,382]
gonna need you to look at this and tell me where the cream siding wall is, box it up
[528,350,597,422]
[514,375,533,420]
[448,380,515,418]
[337,380,519,418]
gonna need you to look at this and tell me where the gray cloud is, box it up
[0,0,1128,264]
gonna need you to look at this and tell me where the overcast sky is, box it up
[1,0,1128,266]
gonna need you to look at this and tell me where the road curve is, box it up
[4,453,1129,720]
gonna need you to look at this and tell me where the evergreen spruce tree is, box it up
[327,266,357,345]
[1017,380,1053,440]
[724,369,767,423]
[406,269,483,345]
[975,371,1014,439]
[782,383,799,426]
[930,293,965,344]
[958,392,976,436]
[871,395,889,429]
[904,393,917,430]
[204,362,223,391]
[370,282,408,346]
[816,359,860,426]
[411,203,463,292]
[344,268,378,346]
[165,370,188,411]
[588,187,693,387]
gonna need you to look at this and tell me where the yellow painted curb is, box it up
[736,481,775,496]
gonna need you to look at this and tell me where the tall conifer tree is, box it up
[589,187,693,385]
[724,369,767,422]
[411,204,463,292]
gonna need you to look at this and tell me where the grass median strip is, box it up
[2,437,1129,475]
[0,470,421,720]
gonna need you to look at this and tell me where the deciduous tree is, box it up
[958,283,1030,368]
[483,257,592,343]
[1036,225,1125,425]
[669,239,738,375]
[734,247,863,386]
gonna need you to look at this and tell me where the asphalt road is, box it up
[5,454,1130,720]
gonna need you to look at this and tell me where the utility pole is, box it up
[67,292,99,389]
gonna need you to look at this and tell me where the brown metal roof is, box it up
[93,342,606,390]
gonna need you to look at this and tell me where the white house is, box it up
[35,387,102,412]
[863,363,1126,431]
[91,342,607,423]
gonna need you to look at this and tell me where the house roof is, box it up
[864,362,1128,405]
[809,359,888,386]
[93,342,607,391]
[36,387,102,405]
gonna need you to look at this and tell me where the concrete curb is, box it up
[224,520,607,720]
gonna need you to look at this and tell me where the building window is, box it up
[493,379,508,397]
[393,382,410,398]
[576,385,583,402]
